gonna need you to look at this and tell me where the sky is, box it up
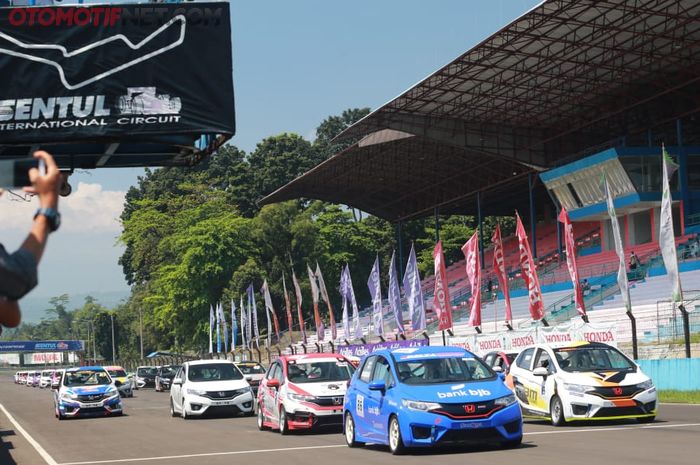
[0,0,542,318]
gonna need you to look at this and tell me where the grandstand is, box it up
[261,0,700,358]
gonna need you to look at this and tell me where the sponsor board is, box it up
[0,340,84,353]
[338,339,428,358]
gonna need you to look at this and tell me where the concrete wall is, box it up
[637,358,700,391]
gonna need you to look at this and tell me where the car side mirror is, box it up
[533,367,549,377]
[267,378,280,389]
[244,375,252,382]
[114,380,122,387]
[498,373,506,381]
[492,366,503,373]
[368,380,386,391]
[173,377,183,385]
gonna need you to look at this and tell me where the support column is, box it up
[528,173,537,258]
[477,191,485,269]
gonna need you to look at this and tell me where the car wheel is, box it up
[279,408,289,435]
[344,412,363,448]
[550,395,565,426]
[257,406,269,430]
[181,399,189,420]
[170,399,178,418]
[388,415,405,455]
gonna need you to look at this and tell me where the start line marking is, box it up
[56,422,700,465]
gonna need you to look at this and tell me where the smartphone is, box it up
[0,158,43,188]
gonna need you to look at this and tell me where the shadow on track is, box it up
[0,429,18,465]
[360,441,537,456]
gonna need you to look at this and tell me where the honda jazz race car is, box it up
[235,361,266,396]
[343,346,522,454]
[104,366,134,397]
[508,341,656,425]
[257,353,355,434]
[54,366,123,420]
[169,361,254,418]
[40,370,54,389]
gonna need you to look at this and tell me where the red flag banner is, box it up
[492,224,513,323]
[433,241,454,331]
[515,212,545,321]
[461,232,482,327]
[282,274,294,344]
[558,207,586,317]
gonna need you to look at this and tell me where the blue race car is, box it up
[54,366,123,420]
[343,346,522,454]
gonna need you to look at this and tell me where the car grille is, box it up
[77,394,106,402]
[431,400,504,419]
[310,396,345,407]
[203,389,248,400]
[589,386,643,399]
[594,406,646,417]
[440,427,504,443]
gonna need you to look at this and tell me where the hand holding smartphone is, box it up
[0,158,45,188]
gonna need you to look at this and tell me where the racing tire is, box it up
[388,415,405,455]
[344,412,363,448]
[636,416,656,423]
[279,408,289,435]
[257,407,269,431]
[181,399,189,420]
[550,395,566,427]
[170,399,178,418]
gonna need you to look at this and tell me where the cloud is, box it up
[0,182,125,233]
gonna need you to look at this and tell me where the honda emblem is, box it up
[464,404,476,414]
[613,387,623,396]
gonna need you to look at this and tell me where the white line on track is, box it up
[56,422,700,465]
[0,403,58,465]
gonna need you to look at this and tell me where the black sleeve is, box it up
[0,244,38,300]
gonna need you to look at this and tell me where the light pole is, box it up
[110,313,116,364]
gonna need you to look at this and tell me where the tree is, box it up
[314,107,371,159]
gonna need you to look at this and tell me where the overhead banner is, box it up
[0,340,84,353]
[0,3,235,143]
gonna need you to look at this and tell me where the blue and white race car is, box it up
[54,366,124,420]
[343,346,522,454]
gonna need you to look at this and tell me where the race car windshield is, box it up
[137,367,157,376]
[554,346,636,372]
[187,364,243,382]
[64,370,111,387]
[396,357,495,385]
[238,365,265,375]
[108,370,127,377]
[287,361,354,384]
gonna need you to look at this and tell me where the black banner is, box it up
[0,3,234,144]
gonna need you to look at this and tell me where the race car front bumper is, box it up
[397,401,522,447]
[282,398,346,430]
[561,386,657,421]
[183,390,254,417]
[57,395,123,418]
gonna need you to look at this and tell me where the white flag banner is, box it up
[604,177,632,314]
[660,147,683,303]
[240,295,247,349]
[261,280,274,347]
[208,304,214,354]
[339,265,351,338]
[402,243,426,331]
[388,250,405,334]
[367,256,385,337]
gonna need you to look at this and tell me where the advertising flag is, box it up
[558,207,586,317]
[367,256,385,337]
[240,295,247,349]
[307,265,325,341]
[291,270,307,344]
[246,284,258,348]
[388,250,405,334]
[316,263,337,341]
[461,232,482,327]
[341,265,362,339]
[209,304,214,354]
[403,243,426,331]
[660,147,684,304]
[282,273,294,343]
[433,241,454,331]
[219,302,228,353]
[515,212,545,321]
[261,280,274,347]
[492,224,513,323]
[604,177,632,313]
[339,266,351,338]
[231,300,238,350]
[215,302,221,354]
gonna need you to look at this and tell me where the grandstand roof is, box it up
[262,0,700,222]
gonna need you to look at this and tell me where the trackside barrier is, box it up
[636,358,700,391]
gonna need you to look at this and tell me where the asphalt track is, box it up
[1,380,700,465]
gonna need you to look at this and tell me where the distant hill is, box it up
[18,290,131,323]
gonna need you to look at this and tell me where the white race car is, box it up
[508,341,656,425]
[169,360,254,419]
[257,353,355,434]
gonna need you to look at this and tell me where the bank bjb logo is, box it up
[117,87,181,116]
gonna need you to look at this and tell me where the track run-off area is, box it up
[1,380,700,465]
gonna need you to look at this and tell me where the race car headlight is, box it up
[637,380,654,391]
[187,389,208,396]
[401,399,441,411]
[287,392,316,402]
[562,383,590,394]
[494,394,516,406]
[60,393,77,401]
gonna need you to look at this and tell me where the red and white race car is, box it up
[256,353,355,434]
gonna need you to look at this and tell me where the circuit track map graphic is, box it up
[0,15,186,90]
